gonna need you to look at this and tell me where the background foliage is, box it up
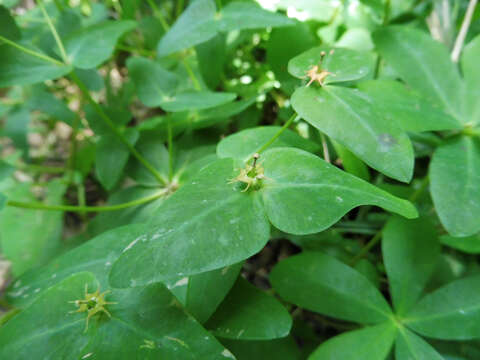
[0,0,480,359]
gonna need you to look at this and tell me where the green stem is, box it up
[37,0,68,63]
[349,231,382,265]
[167,119,174,181]
[176,0,185,17]
[215,0,222,10]
[146,0,170,31]
[182,57,202,91]
[0,36,64,66]
[69,71,167,186]
[17,163,67,174]
[116,44,156,57]
[251,112,297,160]
[7,189,167,213]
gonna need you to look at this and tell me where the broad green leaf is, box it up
[216,2,294,32]
[382,216,440,315]
[221,337,300,360]
[0,180,66,275]
[406,275,480,340]
[373,26,464,122]
[270,252,393,324]
[0,44,72,87]
[357,80,461,132]
[0,159,15,181]
[186,263,242,324]
[440,233,480,254]
[88,187,165,237]
[291,85,414,182]
[4,107,29,156]
[157,0,217,56]
[462,35,480,125]
[127,56,179,107]
[260,148,417,235]
[217,126,320,161]
[6,225,145,307]
[26,85,76,125]
[95,129,139,190]
[109,158,270,287]
[266,22,316,92]
[0,272,230,359]
[0,193,6,211]
[288,47,373,85]
[64,20,136,69]
[160,91,237,112]
[396,328,445,360]
[309,322,397,360]
[0,4,20,40]
[430,136,480,237]
[207,277,292,340]
[196,33,226,90]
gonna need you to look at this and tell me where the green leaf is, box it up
[357,80,461,132]
[217,126,320,161]
[64,20,136,69]
[382,216,440,315]
[110,158,270,287]
[430,136,480,237]
[440,233,480,254]
[270,252,393,324]
[196,33,227,90]
[4,107,29,156]
[288,46,373,85]
[6,225,146,307]
[0,193,6,211]
[157,0,217,57]
[462,35,480,125]
[373,26,464,122]
[26,85,76,125]
[406,275,480,340]
[331,140,370,181]
[0,180,66,276]
[185,263,242,324]
[220,337,300,360]
[95,129,139,190]
[127,56,179,107]
[207,277,292,340]
[396,328,445,360]
[0,44,72,87]
[216,2,294,32]
[160,91,237,112]
[309,322,396,360]
[260,148,417,235]
[291,85,414,182]
[0,272,230,359]
[0,4,20,40]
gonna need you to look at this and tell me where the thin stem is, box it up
[7,189,167,213]
[451,0,478,62]
[146,0,170,31]
[320,133,331,163]
[182,57,202,91]
[37,0,68,63]
[176,0,185,17]
[68,115,80,181]
[167,119,174,182]
[17,162,67,174]
[69,71,167,186]
[250,113,297,161]
[349,231,382,265]
[116,44,156,57]
[0,36,64,66]
[215,0,222,10]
